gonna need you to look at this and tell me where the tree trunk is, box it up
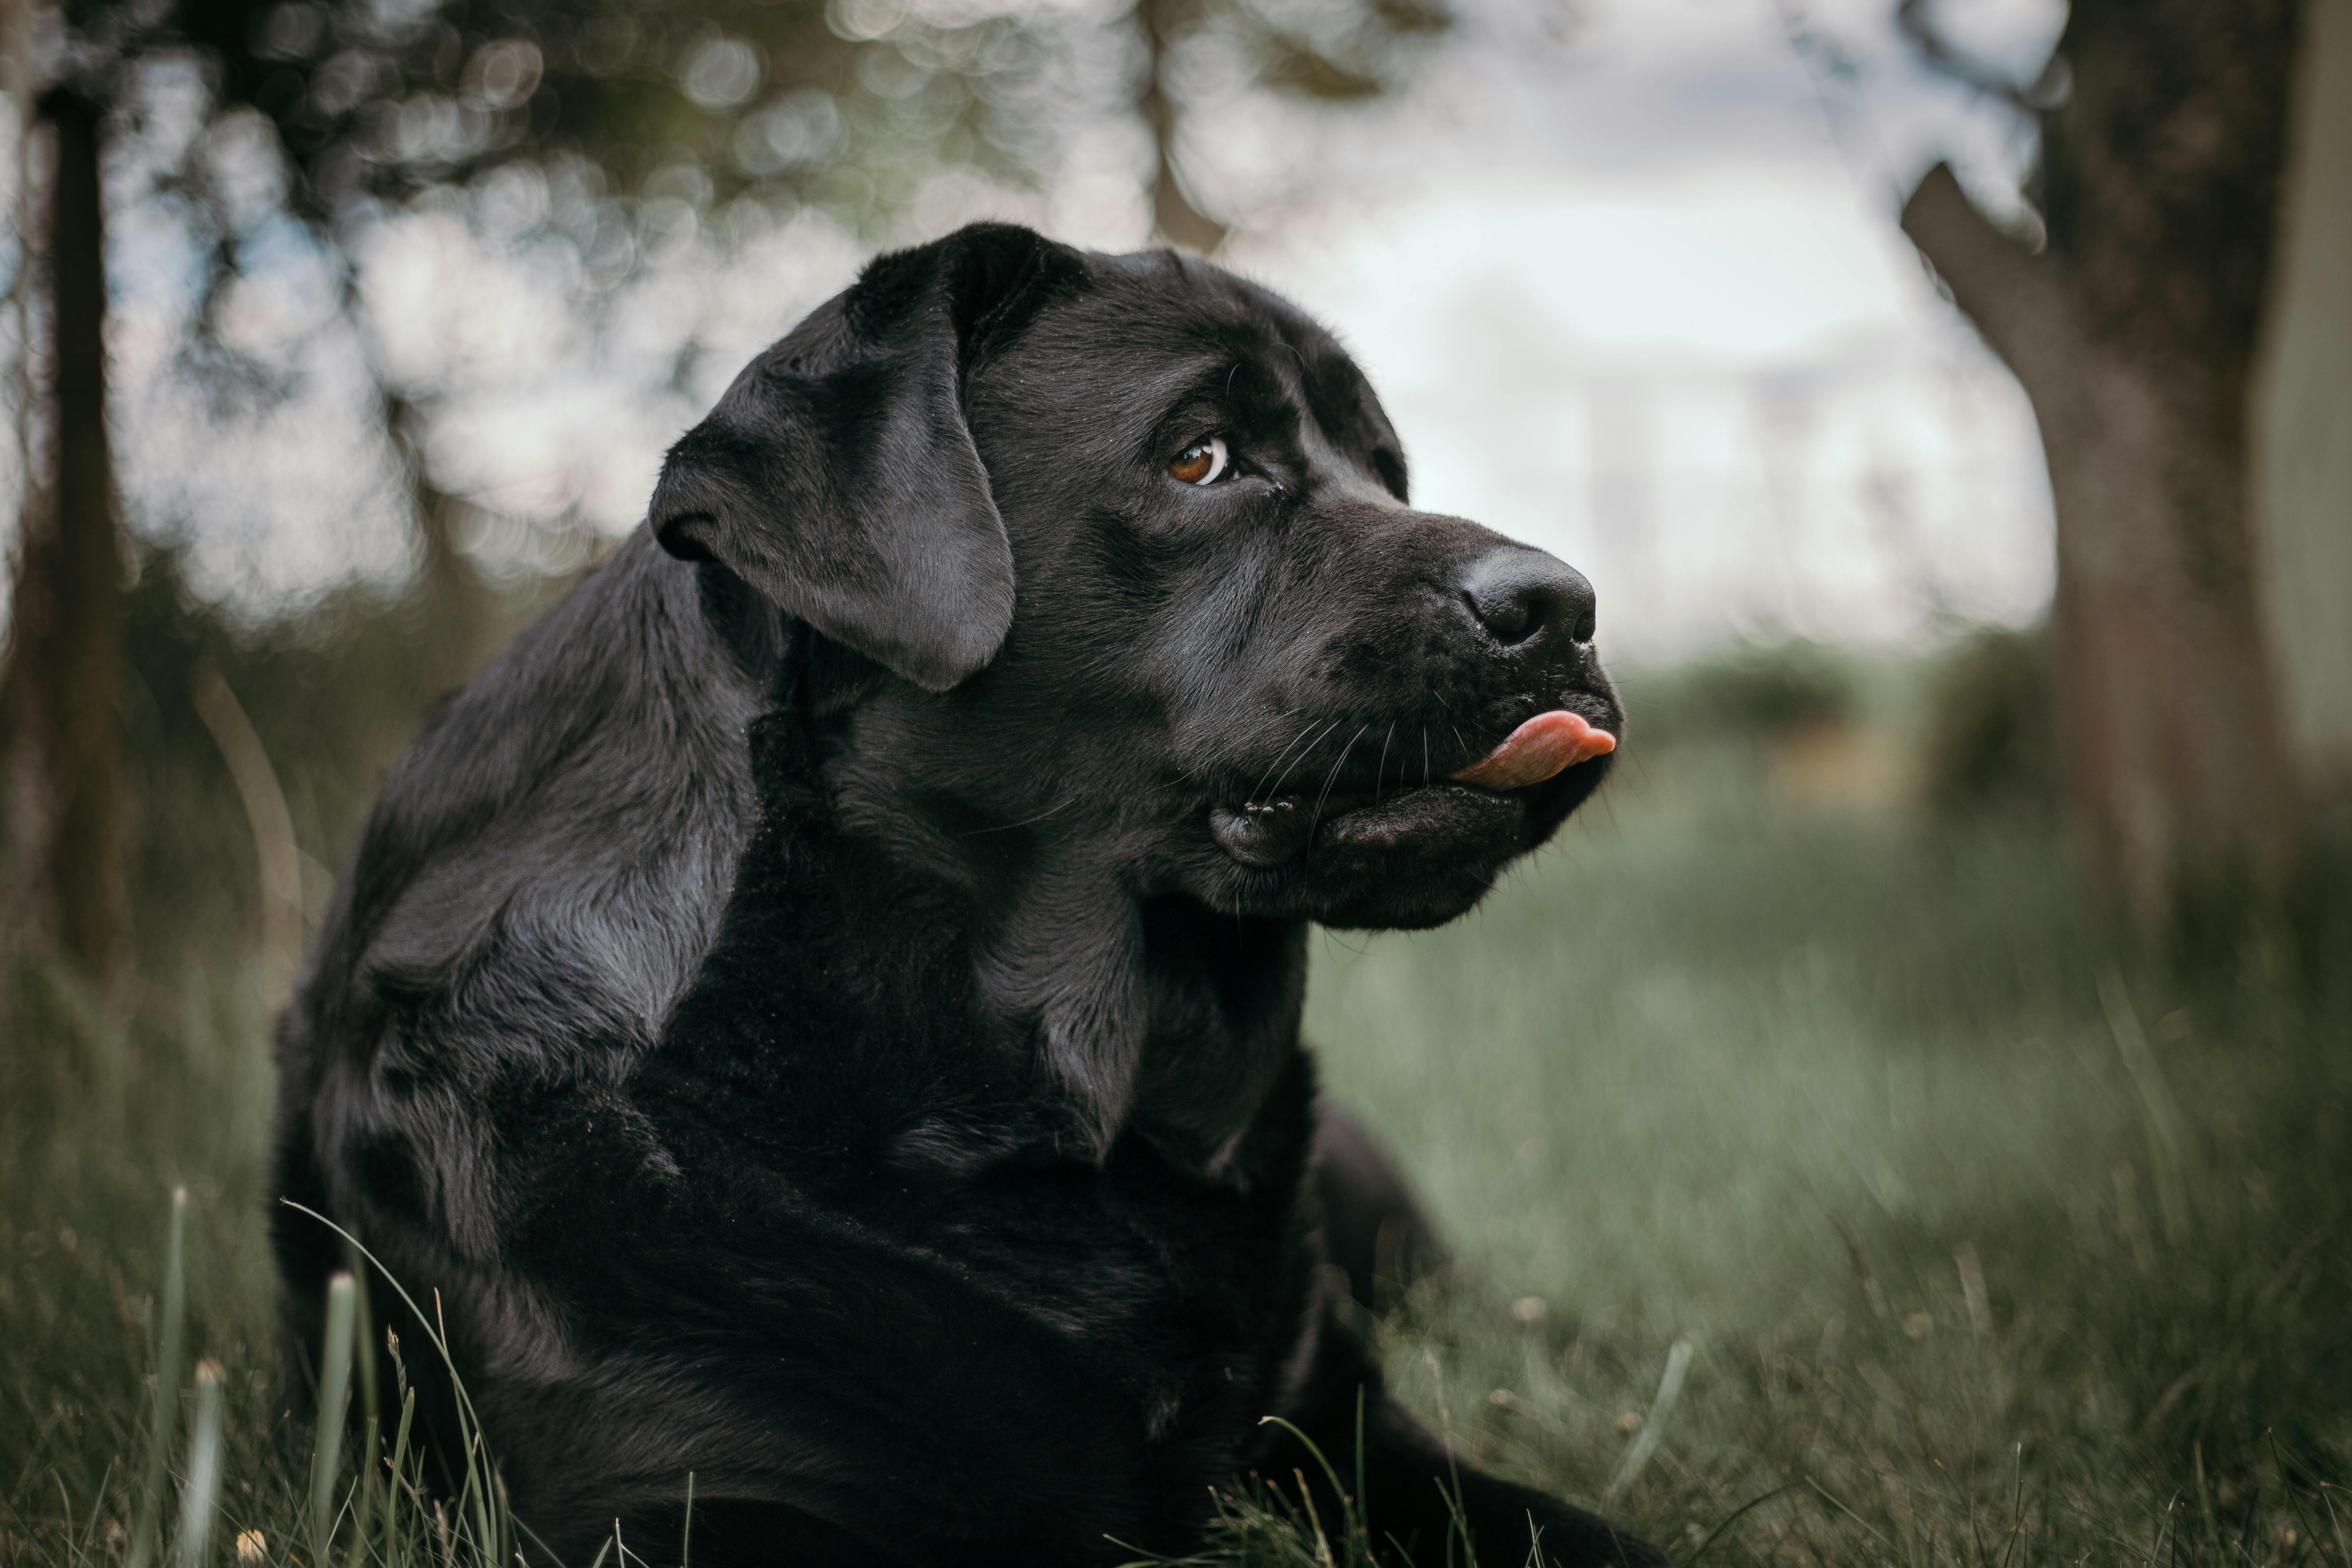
[1900,0,2301,934]
[4,87,130,982]
[1134,0,1228,253]
[2251,0,2352,808]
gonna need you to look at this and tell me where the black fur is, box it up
[273,224,1653,1567]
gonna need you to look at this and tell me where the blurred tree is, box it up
[1132,0,1449,249]
[1137,0,1224,250]
[1897,0,2302,934]
[3,82,132,984]
[2249,0,2352,835]
[30,0,1461,603]
[165,0,1453,262]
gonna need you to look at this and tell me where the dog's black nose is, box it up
[1459,549,1597,647]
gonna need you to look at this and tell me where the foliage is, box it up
[47,0,1466,393]
[1615,641,1858,751]
[1920,624,2058,819]
[165,0,1039,232]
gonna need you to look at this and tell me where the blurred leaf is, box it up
[1629,639,1859,749]
[1365,0,1448,38]
[1259,32,1386,100]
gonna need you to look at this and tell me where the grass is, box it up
[4,688,2348,1568]
[1292,745,2352,1566]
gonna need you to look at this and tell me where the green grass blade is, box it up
[281,1203,516,1564]
[466,1429,495,1566]
[174,1359,226,1568]
[348,1247,383,1566]
[312,1271,358,1563]
[1604,1339,1693,1508]
[387,1383,417,1568]
[1679,1484,1796,1567]
[128,1185,190,1568]
[279,1206,499,1503]
[2099,968,2192,1248]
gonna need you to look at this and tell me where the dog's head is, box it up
[653,222,1619,934]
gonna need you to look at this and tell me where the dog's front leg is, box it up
[1263,1321,1667,1568]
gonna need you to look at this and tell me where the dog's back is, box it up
[270,534,772,1372]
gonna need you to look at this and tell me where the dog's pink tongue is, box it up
[1449,711,1616,791]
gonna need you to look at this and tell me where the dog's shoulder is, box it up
[313,531,780,1085]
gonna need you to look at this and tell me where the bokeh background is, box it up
[3,0,2349,1563]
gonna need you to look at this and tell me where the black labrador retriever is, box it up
[272,223,1652,1567]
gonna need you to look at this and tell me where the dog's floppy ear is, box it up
[651,223,1086,692]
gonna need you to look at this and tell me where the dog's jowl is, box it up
[271,224,1657,1567]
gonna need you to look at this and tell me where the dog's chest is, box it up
[854,1131,1323,1534]
[579,1046,1324,1527]
[832,1056,1321,1396]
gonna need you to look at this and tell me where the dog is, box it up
[271,222,1650,1567]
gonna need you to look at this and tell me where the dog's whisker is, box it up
[1251,718,1326,804]
[1272,721,1342,800]
[1374,723,1395,801]
[1265,718,1342,801]
[1251,715,1325,802]
[958,796,1079,837]
[1312,725,1369,824]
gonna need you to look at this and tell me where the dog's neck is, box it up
[680,700,1310,1181]
[966,843,1309,1172]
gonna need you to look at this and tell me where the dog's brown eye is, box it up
[1168,436,1228,486]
